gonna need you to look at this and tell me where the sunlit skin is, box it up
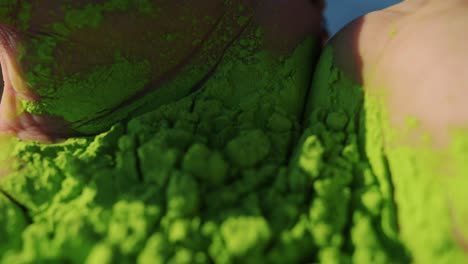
[0,0,324,142]
[330,0,468,146]
[329,0,468,251]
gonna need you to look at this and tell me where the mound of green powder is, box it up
[0,26,322,263]
[1,22,467,264]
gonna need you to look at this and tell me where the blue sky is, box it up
[325,0,402,36]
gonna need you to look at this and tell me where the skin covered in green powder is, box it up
[0,1,255,140]
[321,1,468,262]
[369,102,468,263]
[302,43,468,263]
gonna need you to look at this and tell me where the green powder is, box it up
[16,2,180,134]
[22,56,152,133]
[0,1,17,26]
[0,194,27,258]
[368,101,468,263]
[16,1,254,135]
[17,2,32,31]
[0,27,321,263]
[2,14,468,263]
[298,46,409,263]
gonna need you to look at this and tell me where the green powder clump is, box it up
[295,46,410,264]
[0,194,27,257]
[220,216,271,257]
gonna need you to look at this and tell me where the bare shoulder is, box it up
[325,6,404,83]
[318,0,468,143]
[373,1,468,144]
